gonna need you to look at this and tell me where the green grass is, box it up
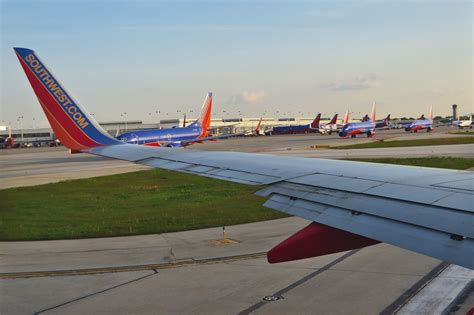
[346,157,474,170]
[333,136,474,149]
[0,170,287,241]
[1,157,472,241]
[449,130,474,135]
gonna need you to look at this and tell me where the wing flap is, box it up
[262,189,474,269]
[257,182,474,239]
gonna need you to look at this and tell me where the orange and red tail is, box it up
[255,117,263,133]
[343,111,349,124]
[196,92,213,138]
[14,48,120,152]
[370,101,376,122]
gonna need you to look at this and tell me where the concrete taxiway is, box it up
[1,218,472,315]
[1,128,473,314]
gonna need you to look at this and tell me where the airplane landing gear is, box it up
[366,131,372,137]
[351,134,356,138]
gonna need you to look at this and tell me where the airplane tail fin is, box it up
[14,48,120,152]
[343,111,349,124]
[429,105,433,120]
[255,117,263,133]
[310,113,321,129]
[195,92,213,138]
[329,113,338,125]
[8,125,12,138]
[371,101,376,122]
[418,114,425,120]
[183,113,187,128]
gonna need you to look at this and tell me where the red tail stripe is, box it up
[199,97,212,138]
[39,99,89,150]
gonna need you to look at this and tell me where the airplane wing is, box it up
[87,144,474,269]
[14,47,474,270]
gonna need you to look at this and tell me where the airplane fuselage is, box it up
[272,124,317,135]
[339,121,375,137]
[318,124,339,135]
[405,119,433,132]
[117,125,203,146]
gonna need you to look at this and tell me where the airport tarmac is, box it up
[1,128,473,314]
[1,127,473,189]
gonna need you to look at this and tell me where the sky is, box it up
[1,0,472,128]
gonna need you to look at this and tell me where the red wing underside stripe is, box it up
[267,222,380,263]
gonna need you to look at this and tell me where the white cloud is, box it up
[327,73,382,91]
[229,90,267,104]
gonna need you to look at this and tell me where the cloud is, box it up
[327,73,382,91]
[229,90,267,104]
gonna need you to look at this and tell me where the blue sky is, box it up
[1,0,472,127]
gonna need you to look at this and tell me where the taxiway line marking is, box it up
[0,252,266,279]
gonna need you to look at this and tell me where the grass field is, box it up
[449,130,474,135]
[346,157,474,170]
[1,157,472,241]
[333,136,474,149]
[0,170,286,241]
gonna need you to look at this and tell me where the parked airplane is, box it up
[14,48,473,270]
[340,111,350,128]
[405,106,433,133]
[455,114,473,129]
[360,113,389,128]
[4,126,15,148]
[0,126,14,149]
[116,93,213,147]
[316,113,340,135]
[338,102,376,138]
[375,114,391,129]
[244,117,265,136]
[272,114,321,135]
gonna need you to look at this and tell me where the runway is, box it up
[1,128,473,314]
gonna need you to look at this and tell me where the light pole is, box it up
[120,112,128,130]
[17,115,24,142]
[155,110,160,128]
